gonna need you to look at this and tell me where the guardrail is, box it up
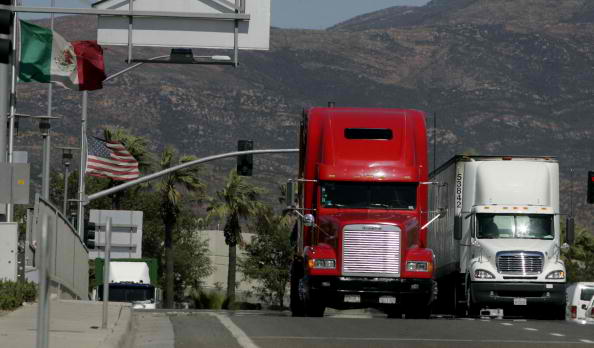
[26,194,89,300]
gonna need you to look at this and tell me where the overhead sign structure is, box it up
[93,0,270,50]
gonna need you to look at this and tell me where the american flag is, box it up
[85,136,140,181]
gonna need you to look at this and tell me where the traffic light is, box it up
[237,140,253,176]
[83,219,96,249]
[588,171,594,204]
[0,1,13,65]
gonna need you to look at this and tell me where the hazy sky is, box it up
[21,0,431,29]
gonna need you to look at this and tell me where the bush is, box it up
[192,290,225,309]
[0,280,37,311]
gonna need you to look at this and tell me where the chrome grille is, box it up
[496,252,544,274]
[342,224,400,277]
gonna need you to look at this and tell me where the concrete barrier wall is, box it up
[27,194,89,300]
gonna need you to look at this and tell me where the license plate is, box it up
[344,295,361,303]
[379,296,396,304]
[514,298,527,306]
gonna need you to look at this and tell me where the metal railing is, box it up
[27,194,89,300]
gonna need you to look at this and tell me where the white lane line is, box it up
[209,313,260,348]
[524,328,538,331]
[550,333,565,337]
[501,323,513,326]
[253,336,576,345]
[580,339,594,344]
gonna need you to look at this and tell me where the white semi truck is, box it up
[428,155,572,319]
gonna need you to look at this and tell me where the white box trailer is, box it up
[428,155,570,319]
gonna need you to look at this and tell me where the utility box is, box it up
[0,223,18,281]
[0,163,30,204]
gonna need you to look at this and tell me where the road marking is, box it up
[524,328,538,331]
[550,333,565,337]
[209,313,260,348]
[253,336,577,345]
[501,323,513,326]
[580,339,594,344]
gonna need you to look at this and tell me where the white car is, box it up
[567,282,594,323]
[584,297,594,324]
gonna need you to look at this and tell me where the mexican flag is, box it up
[19,20,106,91]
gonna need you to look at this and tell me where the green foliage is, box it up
[240,205,294,309]
[0,280,37,311]
[562,224,594,282]
[191,289,226,309]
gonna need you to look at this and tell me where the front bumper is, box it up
[471,281,566,306]
[305,276,436,309]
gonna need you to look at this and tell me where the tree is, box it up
[562,224,594,282]
[241,204,293,308]
[153,146,206,308]
[208,170,263,302]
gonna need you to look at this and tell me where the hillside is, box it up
[13,0,594,231]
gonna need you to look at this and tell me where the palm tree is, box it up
[208,170,263,302]
[154,146,205,308]
[103,127,152,209]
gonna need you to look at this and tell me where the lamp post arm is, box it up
[86,149,298,203]
[105,55,170,82]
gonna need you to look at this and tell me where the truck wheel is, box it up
[305,295,325,317]
[290,262,305,317]
[404,305,431,319]
[386,306,402,319]
[549,304,566,320]
[465,285,478,318]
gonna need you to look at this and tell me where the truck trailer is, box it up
[287,106,436,318]
[428,155,569,319]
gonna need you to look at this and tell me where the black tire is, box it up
[386,306,402,319]
[305,294,325,317]
[290,261,305,317]
[404,305,432,319]
[465,284,478,318]
[549,304,566,320]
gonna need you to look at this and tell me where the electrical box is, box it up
[0,163,30,204]
[0,223,18,281]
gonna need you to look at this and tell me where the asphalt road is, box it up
[134,310,594,348]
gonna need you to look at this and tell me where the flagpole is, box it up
[40,0,55,201]
[6,1,19,222]
[77,90,87,238]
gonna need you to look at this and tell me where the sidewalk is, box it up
[0,299,134,348]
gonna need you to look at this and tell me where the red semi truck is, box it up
[287,105,436,318]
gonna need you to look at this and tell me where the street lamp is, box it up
[56,146,78,216]
[29,115,60,201]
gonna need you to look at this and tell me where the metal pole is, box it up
[41,131,50,199]
[127,0,133,63]
[77,91,87,237]
[6,1,19,222]
[35,213,49,348]
[63,163,69,214]
[102,217,112,329]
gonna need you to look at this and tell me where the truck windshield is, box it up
[476,214,553,239]
[320,181,417,210]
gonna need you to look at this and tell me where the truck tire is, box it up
[290,261,305,317]
[304,295,325,317]
[549,304,566,320]
[465,284,478,318]
[404,304,431,319]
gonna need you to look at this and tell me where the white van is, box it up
[566,282,594,321]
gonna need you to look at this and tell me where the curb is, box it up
[99,305,136,348]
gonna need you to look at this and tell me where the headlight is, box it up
[546,270,565,279]
[406,261,432,272]
[474,269,495,279]
[309,258,336,269]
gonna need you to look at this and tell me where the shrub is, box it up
[0,280,37,311]
[192,290,225,309]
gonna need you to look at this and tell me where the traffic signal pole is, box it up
[0,0,12,222]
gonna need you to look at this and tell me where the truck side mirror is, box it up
[303,214,314,227]
[454,215,462,240]
[286,181,295,208]
[565,216,575,245]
